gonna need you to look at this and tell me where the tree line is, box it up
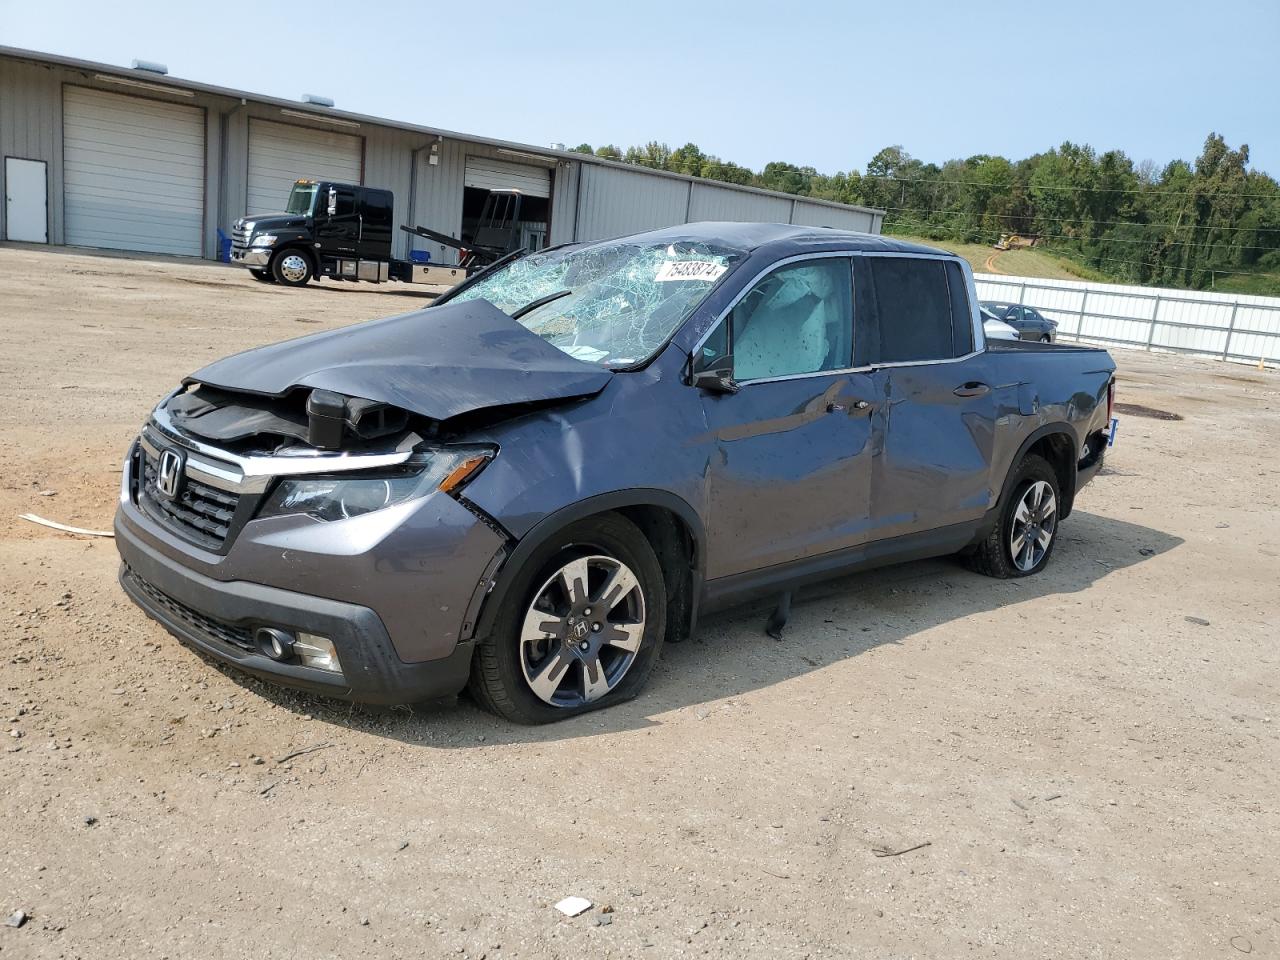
[569,135,1280,290]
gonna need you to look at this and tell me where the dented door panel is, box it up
[700,373,878,579]
[872,356,997,540]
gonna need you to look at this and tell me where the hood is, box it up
[240,213,308,231]
[185,299,615,421]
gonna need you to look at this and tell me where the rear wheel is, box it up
[469,513,667,724]
[271,249,313,287]
[249,268,274,283]
[965,454,1061,578]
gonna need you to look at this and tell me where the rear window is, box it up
[868,257,973,363]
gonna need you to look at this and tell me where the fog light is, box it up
[294,632,342,674]
[255,627,294,661]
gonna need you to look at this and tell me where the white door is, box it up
[4,158,48,242]
[463,156,552,198]
[246,120,363,214]
[63,86,206,256]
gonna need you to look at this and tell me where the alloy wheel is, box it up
[1009,480,1057,572]
[519,555,646,708]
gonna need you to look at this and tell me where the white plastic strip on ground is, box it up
[974,272,1280,367]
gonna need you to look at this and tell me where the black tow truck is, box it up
[230,179,527,290]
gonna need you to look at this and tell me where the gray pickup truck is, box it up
[114,223,1116,723]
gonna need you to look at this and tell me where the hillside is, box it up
[886,234,1107,282]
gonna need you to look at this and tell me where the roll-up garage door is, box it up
[63,86,206,256]
[463,156,551,198]
[247,120,363,214]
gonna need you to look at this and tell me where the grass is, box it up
[886,232,1103,282]
[888,230,1280,297]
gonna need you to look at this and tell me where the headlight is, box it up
[250,234,278,247]
[256,447,493,523]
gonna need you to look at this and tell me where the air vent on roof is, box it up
[131,59,169,75]
[302,94,335,107]
[549,142,566,151]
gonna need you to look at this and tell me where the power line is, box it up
[880,206,1280,235]
[882,216,1278,254]
[863,173,1280,201]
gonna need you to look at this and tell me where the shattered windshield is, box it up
[285,183,318,215]
[448,239,744,367]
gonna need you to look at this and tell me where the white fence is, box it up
[974,272,1280,367]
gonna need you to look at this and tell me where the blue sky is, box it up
[3,0,1277,176]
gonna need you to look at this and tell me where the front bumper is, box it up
[116,517,474,704]
[114,431,511,705]
[230,247,271,268]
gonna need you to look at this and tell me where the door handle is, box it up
[954,382,990,398]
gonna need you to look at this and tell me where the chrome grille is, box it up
[140,448,241,549]
[231,222,251,253]
[125,565,255,651]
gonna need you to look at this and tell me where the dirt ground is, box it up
[1,242,1277,960]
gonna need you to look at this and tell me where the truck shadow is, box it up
[228,509,1181,744]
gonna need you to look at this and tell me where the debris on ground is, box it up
[871,841,932,858]
[1185,616,1211,626]
[17,513,113,537]
[275,743,331,764]
[554,896,593,917]
[5,910,27,928]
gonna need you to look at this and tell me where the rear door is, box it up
[861,255,997,539]
[697,255,878,579]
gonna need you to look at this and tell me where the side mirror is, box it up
[326,187,337,216]
[692,356,739,395]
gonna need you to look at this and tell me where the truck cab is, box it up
[230,180,394,286]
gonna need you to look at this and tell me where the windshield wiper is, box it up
[511,289,572,320]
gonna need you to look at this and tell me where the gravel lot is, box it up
[1,242,1277,959]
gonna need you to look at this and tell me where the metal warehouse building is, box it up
[0,46,882,264]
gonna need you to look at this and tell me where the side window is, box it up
[362,191,393,229]
[945,261,974,356]
[868,257,971,363]
[334,189,356,217]
[729,259,852,381]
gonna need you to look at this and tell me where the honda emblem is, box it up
[156,448,185,500]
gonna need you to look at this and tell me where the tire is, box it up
[1040,334,1052,343]
[468,513,667,724]
[965,454,1061,579]
[249,269,275,284]
[270,249,314,287]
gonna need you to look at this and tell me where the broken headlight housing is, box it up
[256,446,493,523]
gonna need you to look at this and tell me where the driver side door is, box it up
[315,185,359,257]
[695,255,880,582]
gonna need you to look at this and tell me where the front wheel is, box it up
[965,454,1061,578]
[1040,334,1052,343]
[270,249,314,286]
[469,513,667,724]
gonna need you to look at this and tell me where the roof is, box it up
[0,46,884,220]
[614,221,950,256]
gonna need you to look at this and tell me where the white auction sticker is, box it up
[655,260,727,282]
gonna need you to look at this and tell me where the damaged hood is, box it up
[186,299,614,421]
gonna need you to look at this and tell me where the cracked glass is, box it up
[449,239,745,367]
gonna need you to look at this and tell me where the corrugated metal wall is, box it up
[790,198,877,232]
[689,181,793,223]
[574,163,689,241]
[0,58,64,243]
[1,50,883,265]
